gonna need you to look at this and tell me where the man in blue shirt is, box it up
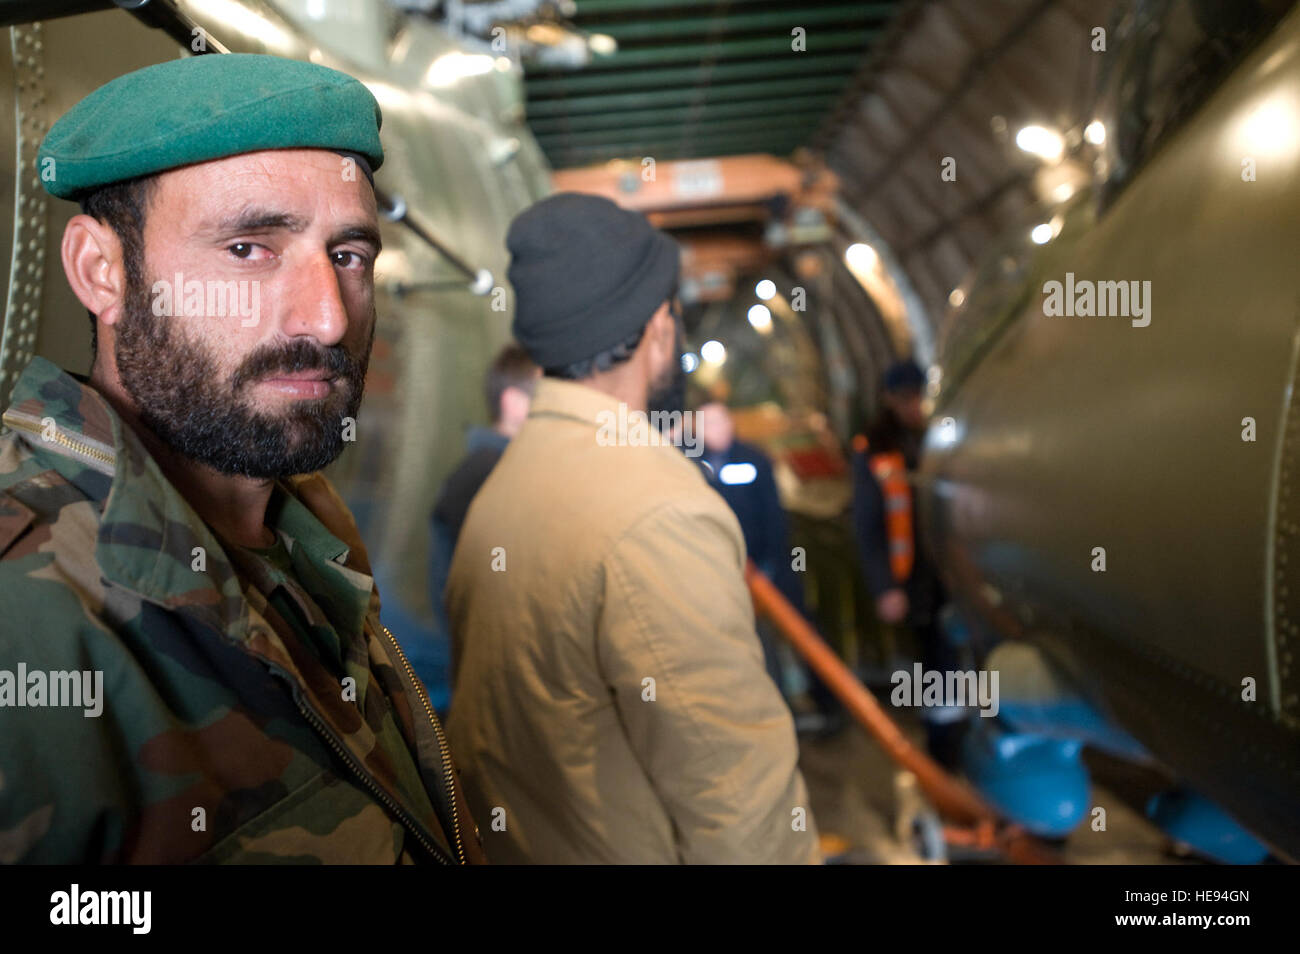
[695,401,838,729]
[696,402,802,611]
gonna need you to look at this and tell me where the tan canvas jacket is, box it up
[446,377,820,864]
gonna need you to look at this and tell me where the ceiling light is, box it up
[1016,124,1065,162]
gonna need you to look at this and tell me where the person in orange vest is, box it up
[851,360,965,767]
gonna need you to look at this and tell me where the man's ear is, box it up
[648,300,675,354]
[61,214,127,327]
[499,385,531,424]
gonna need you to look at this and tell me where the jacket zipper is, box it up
[265,661,456,865]
[380,623,467,865]
[2,412,115,467]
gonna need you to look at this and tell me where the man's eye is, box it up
[229,243,256,259]
[333,250,367,268]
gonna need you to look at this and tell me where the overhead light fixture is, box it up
[1030,223,1053,244]
[747,304,773,334]
[426,52,496,87]
[588,33,618,56]
[681,352,700,373]
[1084,120,1106,145]
[1236,92,1300,159]
[700,340,727,365]
[844,242,877,271]
[755,279,776,300]
[948,288,966,308]
[1015,124,1065,162]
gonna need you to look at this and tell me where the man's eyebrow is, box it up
[332,224,383,252]
[207,208,311,235]
[201,208,381,251]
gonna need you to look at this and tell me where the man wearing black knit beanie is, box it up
[444,192,820,864]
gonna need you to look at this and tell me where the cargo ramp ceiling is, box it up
[520,0,914,169]
[512,0,1129,365]
[813,0,1123,330]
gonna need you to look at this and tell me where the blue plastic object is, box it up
[1146,790,1270,865]
[998,699,1151,764]
[961,718,1090,837]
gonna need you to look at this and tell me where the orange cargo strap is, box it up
[864,443,914,583]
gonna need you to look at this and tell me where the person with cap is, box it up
[0,53,483,864]
[444,192,821,864]
[851,359,964,767]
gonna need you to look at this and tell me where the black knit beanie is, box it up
[507,192,680,369]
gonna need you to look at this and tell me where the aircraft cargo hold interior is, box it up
[0,0,1296,930]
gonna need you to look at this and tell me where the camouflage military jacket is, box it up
[0,357,483,864]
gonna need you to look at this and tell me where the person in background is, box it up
[446,192,820,864]
[696,402,798,610]
[433,343,538,550]
[852,359,964,768]
[694,401,839,730]
[405,343,538,705]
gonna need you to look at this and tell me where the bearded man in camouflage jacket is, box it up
[0,54,483,864]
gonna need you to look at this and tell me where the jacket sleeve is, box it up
[851,450,897,598]
[595,501,821,864]
[0,579,132,863]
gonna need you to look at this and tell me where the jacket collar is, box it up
[527,376,627,428]
[1,356,363,640]
[526,376,708,472]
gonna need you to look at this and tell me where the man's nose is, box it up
[281,252,348,346]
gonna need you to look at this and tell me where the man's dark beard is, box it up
[114,271,372,478]
[647,326,686,427]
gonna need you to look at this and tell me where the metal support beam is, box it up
[525,75,842,118]
[526,75,847,117]
[821,0,1059,203]
[524,54,862,96]
[592,7,889,43]
[0,0,110,25]
[895,169,1031,259]
[544,133,806,164]
[573,0,897,14]
[529,93,838,134]
[536,114,820,149]
[112,0,230,52]
[549,146,800,167]
[524,30,875,73]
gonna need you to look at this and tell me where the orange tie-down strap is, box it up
[744,561,1061,864]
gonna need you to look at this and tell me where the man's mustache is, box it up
[231,340,363,392]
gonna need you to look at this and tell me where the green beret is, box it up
[39,53,383,200]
